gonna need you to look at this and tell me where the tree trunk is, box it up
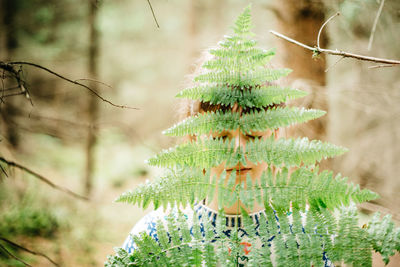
[0,0,20,148]
[84,0,100,197]
[272,0,328,141]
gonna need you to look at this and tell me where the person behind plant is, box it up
[119,7,338,266]
[108,6,400,267]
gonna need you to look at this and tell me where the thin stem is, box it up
[0,243,32,267]
[2,61,139,109]
[146,0,160,28]
[317,12,340,49]
[325,56,345,72]
[0,237,59,266]
[270,30,400,66]
[368,0,385,51]
[0,157,89,201]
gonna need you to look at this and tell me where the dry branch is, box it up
[0,62,33,105]
[270,30,400,66]
[0,157,88,201]
[146,0,160,28]
[368,0,385,51]
[0,61,139,109]
[0,243,32,267]
[0,237,59,266]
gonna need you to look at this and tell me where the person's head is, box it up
[178,52,285,183]
[179,100,284,184]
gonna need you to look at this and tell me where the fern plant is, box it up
[106,6,400,267]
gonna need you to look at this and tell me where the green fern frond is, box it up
[246,137,348,167]
[204,48,275,71]
[331,204,373,266]
[163,107,326,137]
[232,5,253,36]
[218,37,257,49]
[147,137,346,169]
[146,138,242,168]
[367,213,400,264]
[194,68,292,85]
[236,167,378,211]
[176,85,307,108]
[105,248,135,267]
[115,168,208,210]
[107,205,377,266]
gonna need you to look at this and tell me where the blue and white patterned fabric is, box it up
[122,204,334,266]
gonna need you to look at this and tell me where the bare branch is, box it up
[269,30,400,66]
[0,62,33,106]
[1,91,25,98]
[324,56,345,73]
[0,157,89,201]
[368,0,385,51]
[0,237,59,266]
[317,12,340,49]
[146,0,160,28]
[1,86,21,92]
[1,61,139,109]
[74,78,113,90]
[0,163,8,177]
[0,242,32,267]
[368,64,397,69]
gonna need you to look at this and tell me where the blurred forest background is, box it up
[0,0,399,266]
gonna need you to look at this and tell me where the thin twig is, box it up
[1,86,20,92]
[3,61,139,109]
[270,30,400,65]
[0,163,8,177]
[0,157,89,201]
[146,0,160,28]
[324,56,345,72]
[368,64,397,69]
[0,243,32,267]
[368,0,385,51]
[74,78,113,90]
[317,12,340,49]
[0,92,25,98]
[0,237,59,266]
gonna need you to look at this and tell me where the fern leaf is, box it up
[332,204,372,266]
[367,213,400,264]
[204,48,275,71]
[232,5,253,36]
[115,168,208,210]
[146,138,239,168]
[163,107,326,137]
[147,137,346,169]
[194,68,292,85]
[238,167,378,211]
[176,85,307,108]
[246,137,348,167]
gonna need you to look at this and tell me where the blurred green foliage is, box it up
[0,205,59,238]
[0,184,62,266]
